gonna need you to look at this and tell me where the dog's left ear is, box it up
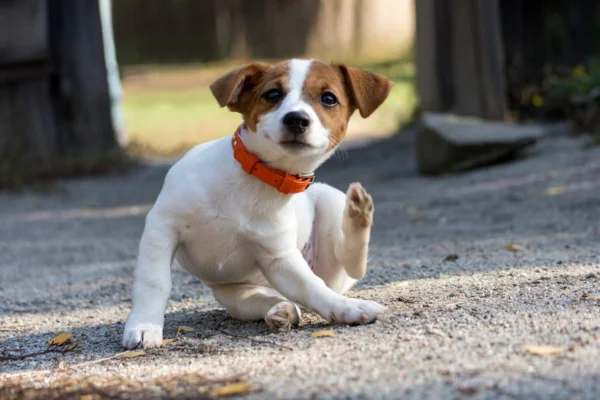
[210,62,271,112]
[337,65,393,118]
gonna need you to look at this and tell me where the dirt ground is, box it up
[1,129,599,399]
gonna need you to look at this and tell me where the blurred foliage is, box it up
[501,0,600,144]
[551,60,600,102]
[510,57,600,143]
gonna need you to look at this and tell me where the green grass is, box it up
[122,59,416,156]
[124,87,240,155]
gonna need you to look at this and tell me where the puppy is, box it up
[123,59,392,349]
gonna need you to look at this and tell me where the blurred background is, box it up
[113,0,416,156]
[0,0,599,187]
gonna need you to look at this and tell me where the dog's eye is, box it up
[262,89,282,103]
[320,91,338,107]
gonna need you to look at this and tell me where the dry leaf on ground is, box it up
[211,382,251,397]
[311,330,335,338]
[522,345,567,356]
[506,243,530,253]
[1,372,249,399]
[546,186,566,196]
[57,361,69,371]
[162,326,197,345]
[119,351,146,358]
[178,326,195,332]
[392,281,409,289]
[581,294,600,301]
[48,333,73,346]
[406,206,418,215]
[443,254,459,262]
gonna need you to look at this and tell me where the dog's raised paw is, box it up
[265,301,301,331]
[122,322,163,349]
[345,182,374,229]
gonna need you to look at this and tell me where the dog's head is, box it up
[210,59,392,173]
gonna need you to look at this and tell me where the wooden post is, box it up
[0,0,118,185]
[416,0,507,120]
[414,0,543,176]
[0,0,58,162]
[48,0,116,152]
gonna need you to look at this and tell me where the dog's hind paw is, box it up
[265,301,301,331]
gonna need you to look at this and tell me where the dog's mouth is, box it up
[279,139,314,150]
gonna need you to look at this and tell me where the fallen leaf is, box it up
[581,294,600,301]
[396,296,416,303]
[57,361,68,371]
[522,345,567,356]
[546,186,565,196]
[119,351,146,358]
[162,325,197,346]
[311,330,335,338]
[211,382,251,397]
[457,385,479,396]
[48,333,73,346]
[506,243,530,253]
[178,326,196,332]
[443,254,459,262]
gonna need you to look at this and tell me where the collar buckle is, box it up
[299,173,315,187]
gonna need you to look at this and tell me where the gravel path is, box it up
[1,130,599,399]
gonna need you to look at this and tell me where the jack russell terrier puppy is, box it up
[123,59,392,349]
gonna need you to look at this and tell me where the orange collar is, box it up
[231,126,314,194]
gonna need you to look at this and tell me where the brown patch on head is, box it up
[302,61,393,151]
[302,61,353,151]
[337,64,393,118]
[210,61,290,131]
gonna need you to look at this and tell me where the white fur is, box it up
[123,59,384,349]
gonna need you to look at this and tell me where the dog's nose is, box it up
[282,111,310,135]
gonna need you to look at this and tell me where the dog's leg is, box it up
[212,284,300,330]
[122,213,177,349]
[303,182,373,294]
[259,249,384,324]
[336,182,373,282]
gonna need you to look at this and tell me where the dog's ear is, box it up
[210,62,271,111]
[337,65,393,118]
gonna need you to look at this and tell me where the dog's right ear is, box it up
[210,62,271,112]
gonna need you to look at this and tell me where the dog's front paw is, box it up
[328,298,385,325]
[123,316,163,349]
[344,182,374,229]
[265,301,301,331]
